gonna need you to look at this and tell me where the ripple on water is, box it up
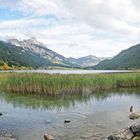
[56,112,88,128]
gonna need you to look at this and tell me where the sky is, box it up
[0,0,140,58]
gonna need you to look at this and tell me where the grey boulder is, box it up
[107,128,134,140]
[130,122,140,136]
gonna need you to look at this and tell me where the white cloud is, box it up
[18,0,71,18]
[63,0,140,35]
[1,0,140,58]
[0,18,57,39]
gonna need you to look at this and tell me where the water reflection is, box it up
[0,88,140,110]
[0,92,92,110]
[0,88,140,140]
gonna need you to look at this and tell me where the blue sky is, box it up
[0,0,140,58]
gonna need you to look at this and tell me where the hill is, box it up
[92,44,140,70]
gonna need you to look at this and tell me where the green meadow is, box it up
[0,72,140,96]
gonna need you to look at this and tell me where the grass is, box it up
[133,136,140,140]
[0,72,140,96]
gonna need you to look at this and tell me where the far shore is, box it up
[0,69,132,75]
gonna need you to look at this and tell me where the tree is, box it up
[2,63,9,70]
[0,61,4,66]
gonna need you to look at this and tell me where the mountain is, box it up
[67,55,109,67]
[0,40,53,68]
[92,44,140,70]
[0,38,77,68]
[0,37,113,69]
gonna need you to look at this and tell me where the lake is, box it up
[6,69,132,74]
[0,88,140,140]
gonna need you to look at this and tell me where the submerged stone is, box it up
[96,123,106,129]
[0,131,16,140]
[0,137,16,140]
[80,131,95,139]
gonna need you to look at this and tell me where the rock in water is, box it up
[0,113,2,116]
[44,134,54,140]
[64,120,71,123]
[129,112,140,120]
[130,106,133,113]
[130,122,140,136]
[107,128,134,140]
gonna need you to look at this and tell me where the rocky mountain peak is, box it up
[22,37,44,46]
[7,38,21,46]
[8,37,44,47]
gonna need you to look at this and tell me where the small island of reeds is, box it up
[0,72,140,96]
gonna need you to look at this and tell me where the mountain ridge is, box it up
[0,38,109,69]
[92,44,140,70]
[67,55,109,67]
[2,37,139,70]
[0,39,78,68]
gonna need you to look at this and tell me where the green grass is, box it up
[133,136,140,140]
[0,72,140,96]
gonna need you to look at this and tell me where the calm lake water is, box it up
[0,88,140,140]
[6,69,131,74]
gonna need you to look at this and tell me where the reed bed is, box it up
[0,72,140,96]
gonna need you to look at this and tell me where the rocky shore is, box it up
[0,112,139,140]
[107,121,140,140]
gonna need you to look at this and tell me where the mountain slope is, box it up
[0,39,78,68]
[93,44,140,70]
[8,38,76,67]
[0,41,53,68]
[67,55,108,67]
